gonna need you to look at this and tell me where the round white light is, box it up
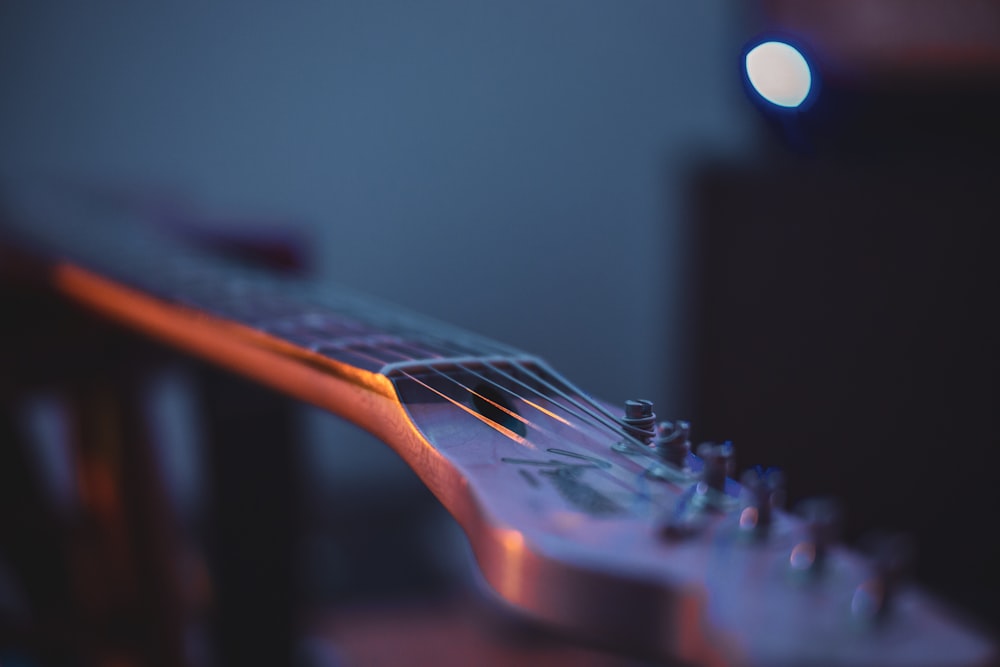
[745,41,812,109]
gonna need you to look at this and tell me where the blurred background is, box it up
[1,1,998,665]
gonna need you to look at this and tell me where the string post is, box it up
[697,441,735,493]
[653,420,691,468]
[740,466,784,539]
[853,532,914,622]
[621,399,656,444]
[792,497,842,577]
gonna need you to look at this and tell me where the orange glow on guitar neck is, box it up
[49,263,396,422]
[492,528,527,599]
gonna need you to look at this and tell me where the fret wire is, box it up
[386,339,448,361]
[382,345,427,362]
[323,343,398,368]
[346,303,510,359]
[377,325,491,360]
[319,347,387,372]
[317,338,406,366]
[401,322,499,361]
[276,279,512,360]
[407,328,509,359]
[363,342,421,363]
[288,318,445,366]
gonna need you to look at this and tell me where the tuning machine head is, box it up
[739,466,785,539]
[621,399,656,444]
[652,420,690,468]
[852,532,916,623]
[697,441,735,493]
[790,497,842,576]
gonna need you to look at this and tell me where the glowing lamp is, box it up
[744,40,813,109]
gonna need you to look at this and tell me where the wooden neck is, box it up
[1,181,525,381]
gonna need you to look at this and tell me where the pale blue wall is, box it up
[0,2,756,487]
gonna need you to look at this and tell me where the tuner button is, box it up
[653,421,690,468]
[852,533,915,622]
[739,467,785,539]
[621,399,656,444]
[697,441,735,493]
[791,498,842,576]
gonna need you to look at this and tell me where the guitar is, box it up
[0,181,994,667]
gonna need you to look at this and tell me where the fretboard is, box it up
[0,182,524,377]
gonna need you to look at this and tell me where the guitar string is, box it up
[221,270,683,497]
[256,308,674,497]
[126,249,653,461]
[386,331,620,431]
[313,287,518,358]
[499,360,658,460]
[300,307,599,433]
[423,365,634,468]
[391,333,655,460]
[519,363,639,437]
[358,335,635,451]
[109,231,680,502]
[481,361,640,445]
[425,366,540,433]
[387,337,664,476]
[399,365,647,495]
[450,362,574,426]
[366,341,567,443]
[326,339,555,445]
[306,320,655,463]
[406,338,635,445]
[475,361,649,452]
[393,367,532,447]
[404,367,665,503]
[379,339,639,450]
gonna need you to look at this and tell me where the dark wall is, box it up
[692,153,1000,626]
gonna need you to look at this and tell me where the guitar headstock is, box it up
[1,180,994,667]
[390,357,996,667]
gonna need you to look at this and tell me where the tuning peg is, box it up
[653,420,690,468]
[739,466,785,539]
[697,441,735,493]
[659,482,710,541]
[790,497,842,576]
[852,532,915,622]
[621,399,656,444]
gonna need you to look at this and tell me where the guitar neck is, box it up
[0,181,529,413]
